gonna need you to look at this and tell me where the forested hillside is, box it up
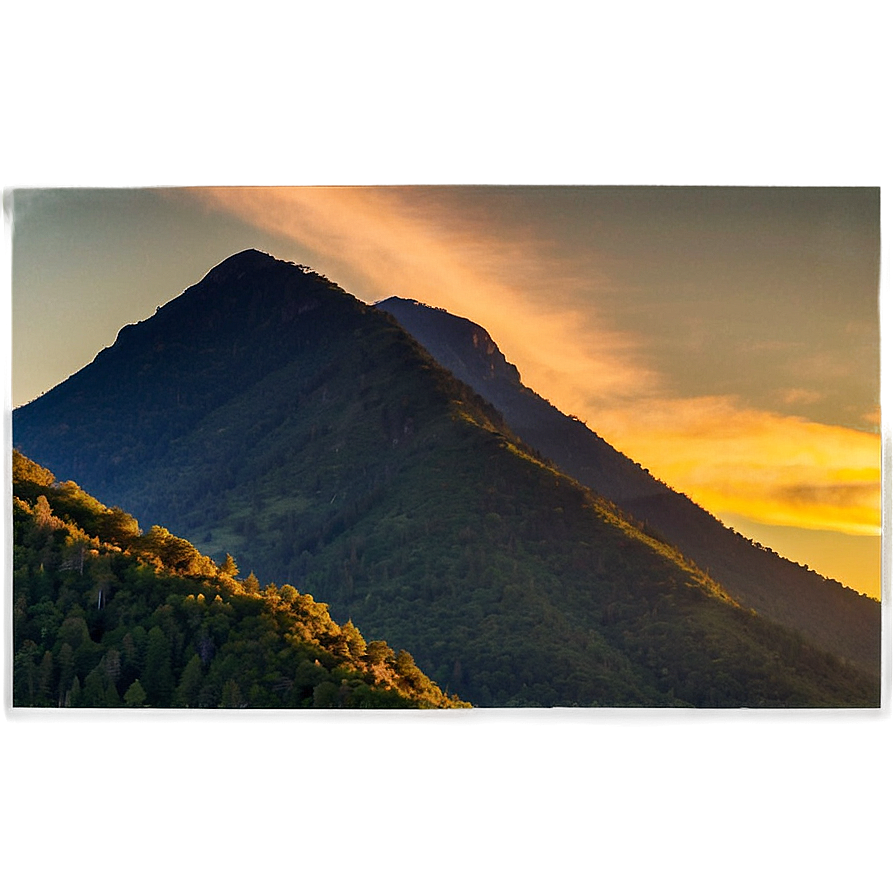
[12,451,462,709]
[378,296,881,676]
[13,250,880,707]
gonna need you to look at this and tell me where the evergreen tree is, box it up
[220,679,244,709]
[342,620,366,660]
[82,666,107,706]
[37,650,55,707]
[313,680,340,708]
[124,679,146,707]
[13,641,40,705]
[103,649,122,689]
[174,655,203,708]
[142,626,174,705]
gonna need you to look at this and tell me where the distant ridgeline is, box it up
[376,297,882,678]
[13,250,880,707]
[12,451,463,708]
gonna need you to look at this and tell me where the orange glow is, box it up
[189,186,881,564]
[595,397,881,536]
[190,186,660,411]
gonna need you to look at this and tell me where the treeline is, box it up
[12,451,464,709]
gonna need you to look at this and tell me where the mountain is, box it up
[13,249,879,706]
[377,296,881,677]
[12,450,462,708]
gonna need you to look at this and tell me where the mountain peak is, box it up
[12,254,880,706]
[224,247,275,262]
[138,249,350,338]
[202,248,295,283]
[378,296,521,387]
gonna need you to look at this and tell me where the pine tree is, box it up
[13,641,40,705]
[220,679,245,709]
[174,655,203,708]
[124,679,147,707]
[341,620,367,659]
[220,554,239,577]
[142,626,174,705]
[37,651,55,707]
[82,667,107,706]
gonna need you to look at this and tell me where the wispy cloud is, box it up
[189,186,659,413]
[777,387,823,407]
[188,187,880,541]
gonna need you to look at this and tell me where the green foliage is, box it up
[11,452,466,710]
[124,679,147,707]
[11,254,880,708]
[174,655,203,707]
[143,626,174,705]
[12,450,55,490]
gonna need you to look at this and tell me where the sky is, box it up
[8,185,881,597]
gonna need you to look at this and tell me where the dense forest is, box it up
[12,450,464,709]
[13,250,881,708]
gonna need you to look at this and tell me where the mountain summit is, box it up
[13,250,879,706]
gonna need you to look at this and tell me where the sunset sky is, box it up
[9,186,881,596]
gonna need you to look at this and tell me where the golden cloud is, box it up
[593,397,880,536]
[189,186,659,412]
[188,187,880,541]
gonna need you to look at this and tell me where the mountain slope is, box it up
[12,450,462,708]
[377,296,881,677]
[13,250,879,706]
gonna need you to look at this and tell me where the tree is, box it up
[120,631,141,679]
[365,640,394,666]
[68,676,82,707]
[103,649,122,688]
[174,655,203,707]
[124,679,147,707]
[97,507,141,546]
[142,626,174,705]
[13,641,40,705]
[34,494,56,529]
[395,649,417,677]
[220,679,245,709]
[58,615,90,651]
[82,666,107,706]
[313,680,340,708]
[57,642,75,704]
[341,620,366,659]
[37,650,55,707]
[139,526,214,576]
[220,554,239,577]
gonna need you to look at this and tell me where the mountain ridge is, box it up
[13,250,879,706]
[378,295,881,675]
